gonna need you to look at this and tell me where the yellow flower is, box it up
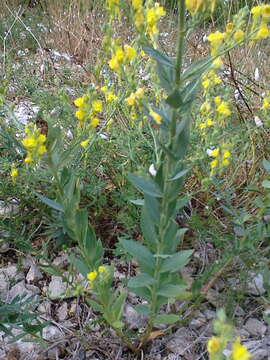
[132,0,143,10]
[255,23,270,40]
[199,122,206,130]
[98,266,106,273]
[146,4,166,37]
[262,97,270,110]
[11,168,18,182]
[75,110,85,121]
[207,31,226,48]
[92,100,103,113]
[251,5,263,18]
[186,0,216,15]
[74,95,87,107]
[37,145,47,155]
[211,148,220,158]
[115,47,124,63]
[80,139,89,148]
[226,23,234,33]
[231,338,251,360]
[234,29,245,42]
[124,45,136,62]
[217,102,231,117]
[213,57,223,69]
[126,93,136,106]
[87,271,97,282]
[222,159,230,166]
[149,109,162,124]
[135,87,144,99]
[91,117,100,127]
[22,137,37,148]
[100,85,108,93]
[109,56,120,73]
[223,150,231,159]
[202,78,210,90]
[207,336,221,354]
[214,96,221,105]
[262,5,270,19]
[106,92,118,102]
[206,118,214,126]
[211,159,218,168]
[37,134,46,144]
[25,156,33,164]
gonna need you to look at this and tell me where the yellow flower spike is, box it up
[80,139,89,148]
[231,337,251,360]
[92,100,103,113]
[149,109,162,125]
[234,29,245,42]
[98,266,106,273]
[207,336,222,355]
[22,137,37,148]
[87,271,98,282]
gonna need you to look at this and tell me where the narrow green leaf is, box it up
[86,298,104,313]
[119,238,155,273]
[263,159,270,173]
[157,284,187,297]
[38,264,63,277]
[36,194,64,212]
[112,320,124,329]
[160,249,193,273]
[169,168,189,181]
[135,304,150,315]
[182,56,212,82]
[130,199,144,206]
[128,173,163,198]
[262,180,270,189]
[69,254,90,277]
[154,314,179,325]
[128,273,156,288]
[144,47,174,67]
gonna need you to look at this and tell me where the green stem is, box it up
[139,0,187,348]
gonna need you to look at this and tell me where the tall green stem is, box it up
[139,0,187,348]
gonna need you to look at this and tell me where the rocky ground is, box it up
[1,203,269,360]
